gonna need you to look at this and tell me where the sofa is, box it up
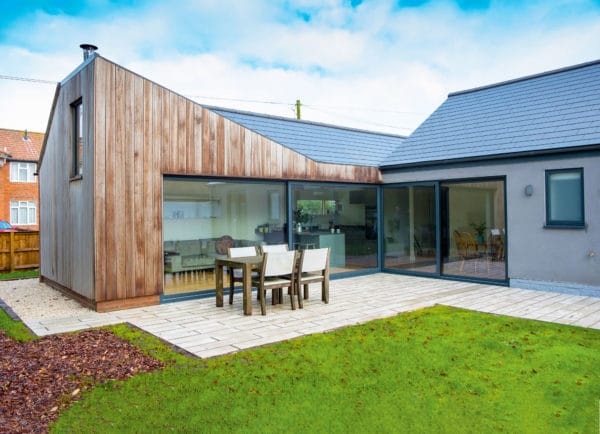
[163,236,257,273]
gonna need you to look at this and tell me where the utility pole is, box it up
[295,99,301,120]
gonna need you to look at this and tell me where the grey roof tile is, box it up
[209,107,405,167]
[382,59,600,168]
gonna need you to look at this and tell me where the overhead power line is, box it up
[0,74,419,130]
[187,94,289,106]
[0,74,57,85]
[307,106,414,132]
[303,103,427,116]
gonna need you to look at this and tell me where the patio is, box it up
[2,274,600,359]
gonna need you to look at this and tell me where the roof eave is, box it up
[379,144,600,171]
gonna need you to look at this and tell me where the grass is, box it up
[0,269,39,280]
[0,305,37,341]
[46,305,600,433]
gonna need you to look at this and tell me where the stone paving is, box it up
[4,274,600,359]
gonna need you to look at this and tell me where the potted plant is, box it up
[294,207,309,232]
[470,222,487,243]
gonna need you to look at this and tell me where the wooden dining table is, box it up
[214,255,263,315]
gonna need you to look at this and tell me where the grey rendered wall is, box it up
[383,154,600,295]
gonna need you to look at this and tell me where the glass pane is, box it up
[441,180,506,281]
[78,103,84,175]
[292,184,378,273]
[28,163,36,182]
[19,163,28,182]
[383,185,436,273]
[548,171,582,223]
[162,179,286,295]
[28,203,36,224]
[18,207,26,224]
[72,102,84,176]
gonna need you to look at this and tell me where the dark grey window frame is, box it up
[70,98,83,180]
[545,168,585,228]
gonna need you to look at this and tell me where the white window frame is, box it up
[9,162,36,183]
[10,201,36,226]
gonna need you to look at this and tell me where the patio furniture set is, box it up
[214,244,330,315]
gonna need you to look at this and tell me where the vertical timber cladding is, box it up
[94,58,164,306]
[93,56,381,306]
[40,61,95,300]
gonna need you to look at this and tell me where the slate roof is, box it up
[382,59,600,168]
[0,128,44,162]
[210,107,406,167]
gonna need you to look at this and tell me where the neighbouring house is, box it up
[0,128,43,231]
[39,47,600,312]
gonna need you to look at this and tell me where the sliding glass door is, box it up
[383,185,436,273]
[383,178,506,283]
[441,180,506,281]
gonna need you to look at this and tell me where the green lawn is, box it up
[0,269,39,280]
[0,305,36,342]
[45,305,600,433]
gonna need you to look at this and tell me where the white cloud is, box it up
[1,1,600,134]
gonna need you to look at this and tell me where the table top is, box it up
[214,256,263,267]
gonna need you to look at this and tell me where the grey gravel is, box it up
[0,278,93,321]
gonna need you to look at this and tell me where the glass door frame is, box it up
[288,180,381,279]
[381,176,508,285]
[380,181,440,276]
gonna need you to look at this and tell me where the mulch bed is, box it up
[0,329,165,433]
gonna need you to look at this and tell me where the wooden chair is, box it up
[253,244,289,300]
[296,247,330,308]
[227,246,258,305]
[453,230,479,272]
[252,251,299,315]
[259,243,289,254]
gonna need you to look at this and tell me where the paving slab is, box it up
[1,275,599,359]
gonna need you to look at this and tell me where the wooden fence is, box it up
[0,231,40,272]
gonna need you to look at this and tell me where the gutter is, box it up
[379,144,600,172]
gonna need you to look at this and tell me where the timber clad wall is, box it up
[40,62,95,300]
[38,55,379,310]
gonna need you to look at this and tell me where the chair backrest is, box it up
[227,246,257,258]
[262,251,296,277]
[260,244,288,254]
[300,247,329,273]
[454,230,476,250]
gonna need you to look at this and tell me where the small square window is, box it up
[545,168,584,227]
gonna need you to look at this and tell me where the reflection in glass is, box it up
[292,184,378,273]
[441,180,506,281]
[162,178,286,295]
[383,185,436,273]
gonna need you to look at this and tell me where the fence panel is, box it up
[0,231,40,272]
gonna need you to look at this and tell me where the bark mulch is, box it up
[0,329,165,433]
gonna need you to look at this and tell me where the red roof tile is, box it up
[0,128,43,162]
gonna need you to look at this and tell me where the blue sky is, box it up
[1,0,599,134]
